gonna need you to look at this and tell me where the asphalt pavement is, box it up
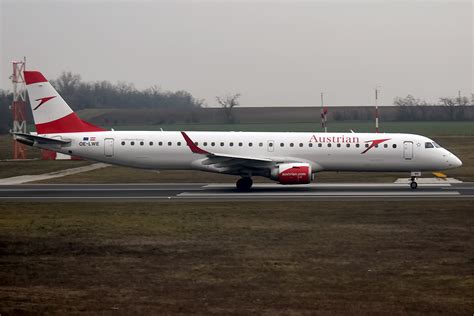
[0,182,473,201]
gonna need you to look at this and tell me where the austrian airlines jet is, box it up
[14,71,462,190]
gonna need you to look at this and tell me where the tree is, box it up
[216,93,241,123]
[439,96,469,120]
[0,90,13,134]
[393,95,427,107]
[439,96,469,107]
[393,95,428,120]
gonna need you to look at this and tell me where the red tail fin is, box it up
[24,70,105,134]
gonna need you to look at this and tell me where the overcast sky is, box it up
[1,0,472,106]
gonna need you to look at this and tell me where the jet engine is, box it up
[270,163,312,184]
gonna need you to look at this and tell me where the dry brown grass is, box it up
[0,135,92,179]
[433,136,474,181]
[0,201,472,314]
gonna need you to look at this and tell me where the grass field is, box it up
[0,135,91,179]
[0,201,472,314]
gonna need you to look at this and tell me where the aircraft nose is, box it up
[446,152,462,168]
[452,155,462,168]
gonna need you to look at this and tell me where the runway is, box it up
[0,182,473,201]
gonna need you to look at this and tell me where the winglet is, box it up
[181,132,209,154]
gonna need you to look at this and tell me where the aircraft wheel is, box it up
[236,177,253,191]
[410,181,418,190]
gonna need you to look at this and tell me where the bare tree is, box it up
[216,93,241,123]
[439,96,470,120]
[393,95,428,120]
[393,94,428,107]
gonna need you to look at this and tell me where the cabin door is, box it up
[403,141,413,160]
[104,138,114,157]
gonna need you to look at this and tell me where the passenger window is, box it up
[309,143,313,147]
[238,142,243,147]
[168,142,172,146]
[220,142,224,146]
[159,141,163,146]
[280,143,284,147]
[384,144,388,148]
[211,142,215,146]
[121,141,125,146]
[393,144,397,148]
[149,141,153,146]
[425,142,434,148]
[230,142,234,147]
[177,142,181,146]
[337,144,341,148]
[249,143,253,147]
[318,143,322,147]
[375,145,378,148]
[356,144,360,148]
[328,143,332,147]
[365,144,369,148]
[259,143,263,147]
[203,142,208,146]
[346,144,350,148]
[131,141,135,146]
[290,143,294,147]
[299,143,303,147]
[140,141,144,146]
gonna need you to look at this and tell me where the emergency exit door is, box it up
[403,141,413,160]
[104,138,114,157]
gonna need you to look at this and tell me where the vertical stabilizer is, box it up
[24,71,104,134]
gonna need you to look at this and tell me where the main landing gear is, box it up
[236,177,253,191]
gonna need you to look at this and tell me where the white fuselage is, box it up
[37,131,462,177]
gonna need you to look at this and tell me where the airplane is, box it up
[13,70,462,191]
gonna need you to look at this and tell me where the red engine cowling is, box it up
[270,163,312,184]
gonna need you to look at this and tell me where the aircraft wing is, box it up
[12,132,71,146]
[181,131,279,170]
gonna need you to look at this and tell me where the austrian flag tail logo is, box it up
[361,138,391,154]
[34,96,56,110]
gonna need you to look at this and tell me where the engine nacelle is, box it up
[270,163,312,184]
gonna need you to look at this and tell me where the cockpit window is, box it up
[425,142,434,149]
[433,142,441,148]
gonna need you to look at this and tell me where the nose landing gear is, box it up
[236,177,253,191]
[409,171,421,190]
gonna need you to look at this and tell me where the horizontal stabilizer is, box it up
[13,133,71,147]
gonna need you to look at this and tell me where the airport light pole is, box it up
[320,92,327,133]
[374,86,380,133]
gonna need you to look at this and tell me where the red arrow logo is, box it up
[34,96,56,110]
[361,138,391,154]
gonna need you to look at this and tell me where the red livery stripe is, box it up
[24,71,48,85]
[35,112,105,134]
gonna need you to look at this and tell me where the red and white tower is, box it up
[10,58,28,159]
